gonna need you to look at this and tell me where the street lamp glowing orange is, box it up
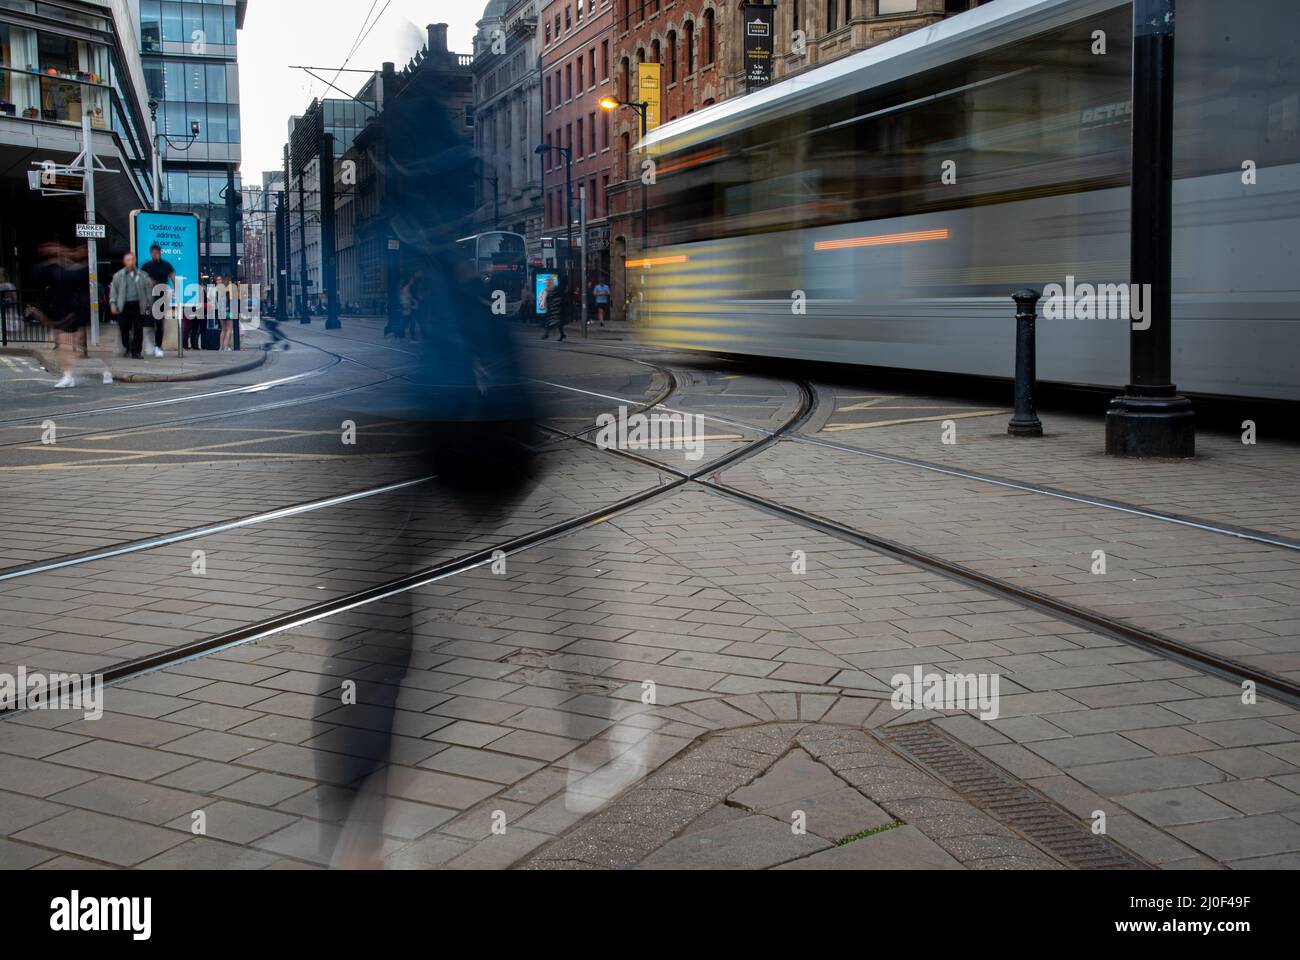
[599,96,621,111]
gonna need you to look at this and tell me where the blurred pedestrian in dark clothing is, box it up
[540,276,568,341]
[313,70,542,869]
[27,241,90,387]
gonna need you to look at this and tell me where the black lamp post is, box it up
[1105,0,1194,457]
[535,142,573,278]
[600,96,649,251]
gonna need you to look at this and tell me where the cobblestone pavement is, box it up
[1,332,1298,871]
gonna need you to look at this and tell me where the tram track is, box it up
[532,352,1300,707]
[1,358,805,709]
[0,331,678,582]
[8,337,1297,719]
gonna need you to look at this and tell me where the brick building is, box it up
[604,0,982,317]
[539,0,617,285]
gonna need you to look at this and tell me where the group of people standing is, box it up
[108,244,172,360]
[109,246,239,358]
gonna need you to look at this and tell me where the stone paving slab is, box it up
[718,440,1300,681]
[3,348,1300,870]
[806,384,1300,542]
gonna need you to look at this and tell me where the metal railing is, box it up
[0,290,55,346]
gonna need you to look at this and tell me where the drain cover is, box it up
[878,723,1150,870]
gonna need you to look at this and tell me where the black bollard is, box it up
[1008,289,1043,437]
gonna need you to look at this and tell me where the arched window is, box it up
[668,30,678,82]
[651,39,660,64]
[637,47,646,64]
[827,0,838,32]
[685,20,695,75]
[621,57,630,99]
[704,9,715,64]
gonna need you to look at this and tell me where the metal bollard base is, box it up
[1007,416,1043,438]
[1105,390,1195,458]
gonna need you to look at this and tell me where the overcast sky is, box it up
[239,1,482,183]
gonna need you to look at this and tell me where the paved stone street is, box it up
[1,320,1298,871]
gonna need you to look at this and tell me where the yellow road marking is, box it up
[836,396,899,412]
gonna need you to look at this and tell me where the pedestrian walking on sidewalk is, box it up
[592,278,611,327]
[109,253,152,360]
[540,276,568,342]
[217,276,236,351]
[140,243,175,357]
[28,241,90,388]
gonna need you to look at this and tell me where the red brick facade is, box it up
[539,0,617,284]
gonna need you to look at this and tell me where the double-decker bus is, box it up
[456,231,528,316]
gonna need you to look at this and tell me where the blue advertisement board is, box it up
[131,210,201,305]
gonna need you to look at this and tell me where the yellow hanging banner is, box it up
[637,62,662,132]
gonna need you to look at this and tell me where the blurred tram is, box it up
[635,0,1299,401]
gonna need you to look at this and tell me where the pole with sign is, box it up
[82,108,100,348]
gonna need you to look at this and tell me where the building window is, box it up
[621,57,630,99]
[705,9,715,64]
[565,6,572,29]
[566,122,572,153]
[828,0,838,31]
[792,0,801,37]
[545,22,551,43]
[576,56,583,95]
[651,39,660,64]
[545,74,552,111]
[566,63,572,99]
[621,132,630,177]
[545,132,552,168]
[589,47,596,86]
[601,111,609,149]
[588,111,596,153]
[668,31,677,82]
[576,117,584,159]
[602,40,610,79]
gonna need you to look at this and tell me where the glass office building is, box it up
[1,1,156,320]
[136,0,246,279]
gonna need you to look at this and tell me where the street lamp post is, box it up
[534,143,573,280]
[1104,0,1194,457]
[599,96,649,251]
[148,98,201,356]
